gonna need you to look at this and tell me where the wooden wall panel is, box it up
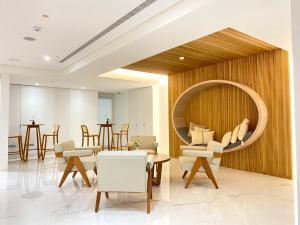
[168,49,292,178]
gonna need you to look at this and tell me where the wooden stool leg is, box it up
[36,127,42,159]
[107,127,110,150]
[18,136,23,160]
[24,127,30,162]
[117,135,119,151]
[102,127,105,150]
[41,135,45,160]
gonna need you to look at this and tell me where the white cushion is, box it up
[190,130,203,145]
[188,123,206,137]
[97,151,148,193]
[221,132,232,147]
[231,125,240,143]
[202,131,214,144]
[238,119,249,141]
[194,127,210,132]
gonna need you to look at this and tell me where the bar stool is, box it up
[81,125,99,146]
[112,124,129,150]
[41,124,60,160]
[8,135,24,160]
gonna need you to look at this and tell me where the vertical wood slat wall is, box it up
[168,49,292,178]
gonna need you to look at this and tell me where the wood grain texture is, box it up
[172,80,268,153]
[168,49,292,178]
[124,28,277,75]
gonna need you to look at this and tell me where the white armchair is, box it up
[95,151,154,213]
[55,140,100,188]
[127,136,158,154]
[179,140,224,189]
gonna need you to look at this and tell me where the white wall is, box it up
[9,85,98,153]
[113,91,129,132]
[152,81,169,155]
[291,0,300,224]
[113,83,169,154]
[0,74,9,171]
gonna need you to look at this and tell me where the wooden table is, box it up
[22,124,44,161]
[152,154,171,186]
[97,123,115,150]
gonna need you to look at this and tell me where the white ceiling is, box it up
[0,0,292,92]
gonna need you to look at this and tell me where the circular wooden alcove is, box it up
[172,80,268,153]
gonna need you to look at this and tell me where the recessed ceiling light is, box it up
[81,86,85,90]
[43,55,51,62]
[42,14,49,19]
[179,56,185,61]
[23,36,36,41]
[35,82,40,86]
[32,26,42,32]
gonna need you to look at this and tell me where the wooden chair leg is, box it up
[182,170,188,179]
[105,192,109,199]
[93,167,97,175]
[59,157,75,188]
[117,135,119,151]
[147,166,152,213]
[93,136,95,146]
[82,135,84,147]
[185,157,203,189]
[95,192,101,212]
[72,171,78,178]
[202,158,219,189]
[74,156,91,187]
[56,134,59,144]
[18,136,23,160]
[87,136,90,147]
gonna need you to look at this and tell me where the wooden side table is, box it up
[97,124,114,150]
[8,135,24,160]
[152,154,171,186]
[22,124,44,161]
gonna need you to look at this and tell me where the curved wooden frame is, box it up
[172,80,268,153]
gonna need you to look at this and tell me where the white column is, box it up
[0,73,10,171]
[291,0,300,224]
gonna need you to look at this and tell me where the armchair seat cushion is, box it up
[57,155,97,172]
[181,149,213,157]
[137,149,156,154]
[179,156,204,172]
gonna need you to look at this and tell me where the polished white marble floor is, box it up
[0,157,295,225]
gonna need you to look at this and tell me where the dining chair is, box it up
[112,124,129,150]
[81,125,99,146]
[41,124,60,160]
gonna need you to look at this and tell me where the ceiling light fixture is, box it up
[35,82,40,86]
[43,55,51,62]
[23,36,36,41]
[81,86,85,90]
[179,56,185,61]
